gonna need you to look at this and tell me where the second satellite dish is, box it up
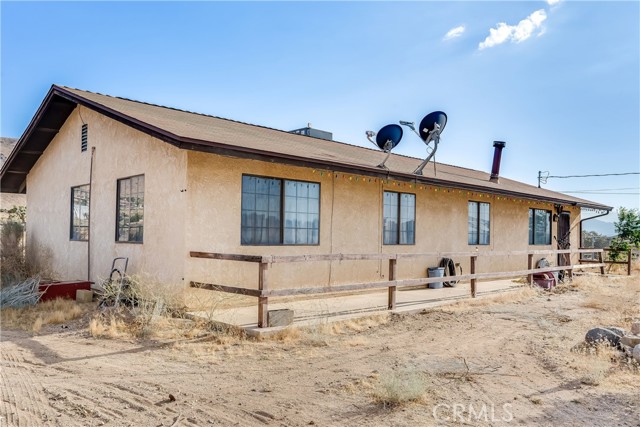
[366,124,403,169]
[418,111,447,142]
[400,111,448,175]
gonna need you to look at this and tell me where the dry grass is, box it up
[575,275,639,325]
[440,285,542,312]
[371,368,429,408]
[1,298,89,333]
[88,313,129,339]
[570,342,622,386]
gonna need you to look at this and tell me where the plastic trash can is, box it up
[427,267,445,289]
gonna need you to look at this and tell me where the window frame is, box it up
[115,174,145,244]
[240,174,321,246]
[70,184,90,241]
[468,200,491,246]
[528,208,552,245]
[382,190,416,246]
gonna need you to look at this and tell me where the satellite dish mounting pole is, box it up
[377,141,394,169]
[413,124,441,175]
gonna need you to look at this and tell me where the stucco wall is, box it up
[26,106,187,284]
[25,107,581,290]
[185,151,582,290]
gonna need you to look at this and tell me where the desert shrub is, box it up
[371,368,428,407]
[0,217,29,286]
[93,274,191,339]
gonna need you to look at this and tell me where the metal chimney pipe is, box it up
[490,141,506,182]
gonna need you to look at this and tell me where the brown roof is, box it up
[0,85,611,210]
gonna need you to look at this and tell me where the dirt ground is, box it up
[1,274,639,427]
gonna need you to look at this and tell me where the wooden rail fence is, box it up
[190,249,606,328]
[579,248,636,276]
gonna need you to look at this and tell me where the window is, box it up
[70,185,90,240]
[383,191,415,245]
[529,209,551,245]
[241,175,319,245]
[468,201,490,245]
[116,175,144,243]
[81,124,88,152]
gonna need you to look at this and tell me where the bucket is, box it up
[427,267,445,289]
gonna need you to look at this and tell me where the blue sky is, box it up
[2,1,638,221]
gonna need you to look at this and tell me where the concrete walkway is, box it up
[188,279,524,337]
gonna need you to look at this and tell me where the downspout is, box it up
[88,146,95,281]
[579,208,612,248]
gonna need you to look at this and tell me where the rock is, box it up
[633,345,640,363]
[585,328,621,346]
[631,322,640,335]
[620,335,640,348]
[620,344,634,356]
[606,326,626,337]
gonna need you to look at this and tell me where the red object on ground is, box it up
[532,273,556,289]
[38,281,92,301]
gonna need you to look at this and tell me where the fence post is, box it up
[258,261,269,328]
[628,250,633,276]
[598,251,605,275]
[470,255,477,298]
[388,258,397,310]
[527,253,534,286]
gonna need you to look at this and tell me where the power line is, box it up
[561,191,639,195]
[547,172,640,179]
[538,171,639,187]
[557,187,639,192]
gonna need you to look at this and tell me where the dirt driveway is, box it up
[1,275,638,427]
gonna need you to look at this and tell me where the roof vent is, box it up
[81,124,88,152]
[289,125,333,141]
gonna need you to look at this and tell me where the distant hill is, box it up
[0,137,18,161]
[1,137,27,216]
[582,219,616,237]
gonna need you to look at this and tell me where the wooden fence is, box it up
[579,248,636,276]
[190,248,606,328]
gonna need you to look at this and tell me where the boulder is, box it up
[620,335,640,348]
[631,322,640,335]
[633,345,640,363]
[585,328,621,346]
[605,326,626,337]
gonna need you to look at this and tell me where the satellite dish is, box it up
[366,124,403,169]
[400,111,448,175]
[418,111,447,141]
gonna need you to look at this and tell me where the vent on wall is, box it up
[81,124,88,152]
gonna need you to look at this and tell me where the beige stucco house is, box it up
[0,85,611,290]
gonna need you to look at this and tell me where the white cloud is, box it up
[547,0,561,5]
[479,9,547,50]
[443,25,465,41]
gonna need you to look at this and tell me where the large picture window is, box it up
[383,191,415,245]
[116,175,144,243]
[468,201,490,245]
[70,185,90,241]
[241,175,319,245]
[529,209,551,245]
